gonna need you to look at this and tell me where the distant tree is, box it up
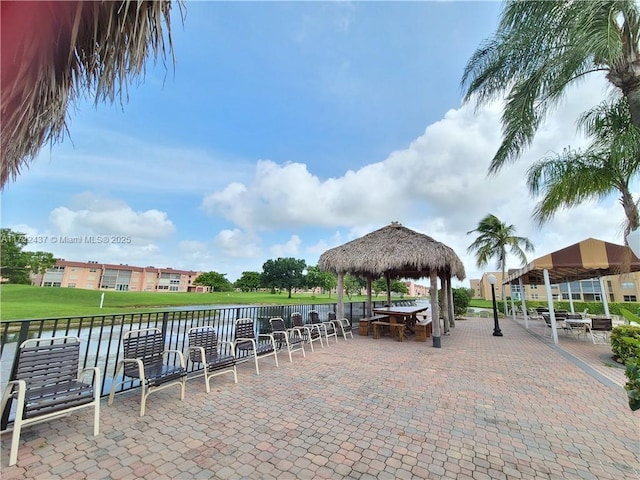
[261,257,306,298]
[390,280,409,297]
[193,271,232,292]
[305,266,336,296]
[467,214,534,313]
[372,278,386,297]
[343,274,366,300]
[0,228,56,284]
[234,271,262,292]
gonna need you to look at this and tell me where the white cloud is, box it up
[270,235,302,257]
[48,192,175,239]
[202,73,634,284]
[213,229,262,259]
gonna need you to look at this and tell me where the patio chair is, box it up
[331,315,354,341]
[1,336,100,466]
[528,308,543,321]
[186,326,237,393]
[542,314,553,337]
[309,310,338,345]
[589,317,612,344]
[233,318,278,375]
[291,312,323,351]
[108,328,187,416]
[269,317,306,362]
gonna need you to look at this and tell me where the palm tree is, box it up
[1,1,183,188]
[527,97,640,239]
[461,0,640,174]
[467,214,534,313]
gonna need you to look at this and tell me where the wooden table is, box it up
[372,305,429,336]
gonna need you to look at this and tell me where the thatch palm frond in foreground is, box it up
[0,0,182,188]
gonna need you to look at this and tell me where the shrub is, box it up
[611,325,640,363]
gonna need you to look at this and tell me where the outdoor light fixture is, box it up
[487,274,503,337]
[628,228,640,259]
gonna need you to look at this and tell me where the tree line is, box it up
[194,257,409,299]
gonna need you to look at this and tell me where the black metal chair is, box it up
[187,326,237,392]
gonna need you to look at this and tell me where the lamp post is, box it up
[487,274,503,336]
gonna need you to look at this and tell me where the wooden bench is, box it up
[1,336,100,466]
[108,328,187,416]
[358,315,389,336]
[372,321,406,342]
[414,320,433,342]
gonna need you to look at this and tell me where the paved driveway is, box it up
[2,316,638,479]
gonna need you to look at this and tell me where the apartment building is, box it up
[39,260,203,293]
[472,270,640,304]
[404,281,429,297]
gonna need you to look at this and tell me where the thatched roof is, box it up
[1,0,181,188]
[318,222,466,280]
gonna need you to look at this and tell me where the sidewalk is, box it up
[2,316,638,479]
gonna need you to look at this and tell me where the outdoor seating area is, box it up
[359,304,433,342]
[1,315,636,479]
[538,310,614,345]
[1,310,358,467]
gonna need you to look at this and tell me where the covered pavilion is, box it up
[504,237,640,344]
[318,222,465,347]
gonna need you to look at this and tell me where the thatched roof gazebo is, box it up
[1,0,181,188]
[319,222,466,347]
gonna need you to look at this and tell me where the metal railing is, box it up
[1,299,417,404]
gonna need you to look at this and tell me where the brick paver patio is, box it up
[2,316,639,479]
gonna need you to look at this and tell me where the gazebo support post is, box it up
[448,276,455,328]
[385,274,391,307]
[599,277,611,317]
[440,273,450,335]
[519,278,528,329]
[567,282,575,313]
[430,271,441,348]
[543,269,559,345]
[336,273,344,319]
[366,275,373,317]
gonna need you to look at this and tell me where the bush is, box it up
[611,325,640,363]
[610,323,640,411]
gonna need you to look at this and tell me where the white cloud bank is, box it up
[201,75,632,282]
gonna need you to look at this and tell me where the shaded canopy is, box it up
[504,237,640,285]
[318,222,466,281]
[1,0,180,188]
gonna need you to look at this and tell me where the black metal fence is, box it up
[0,300,415,402]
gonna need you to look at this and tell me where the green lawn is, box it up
[0,284,399,320]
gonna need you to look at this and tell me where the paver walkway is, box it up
[2,316,639,479]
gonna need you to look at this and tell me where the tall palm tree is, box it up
[1,0,183,188]
[527,97,640,239]
[461,0,640,174]
[467,214,534,313]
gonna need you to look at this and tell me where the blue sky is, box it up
[2,1,635,285]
